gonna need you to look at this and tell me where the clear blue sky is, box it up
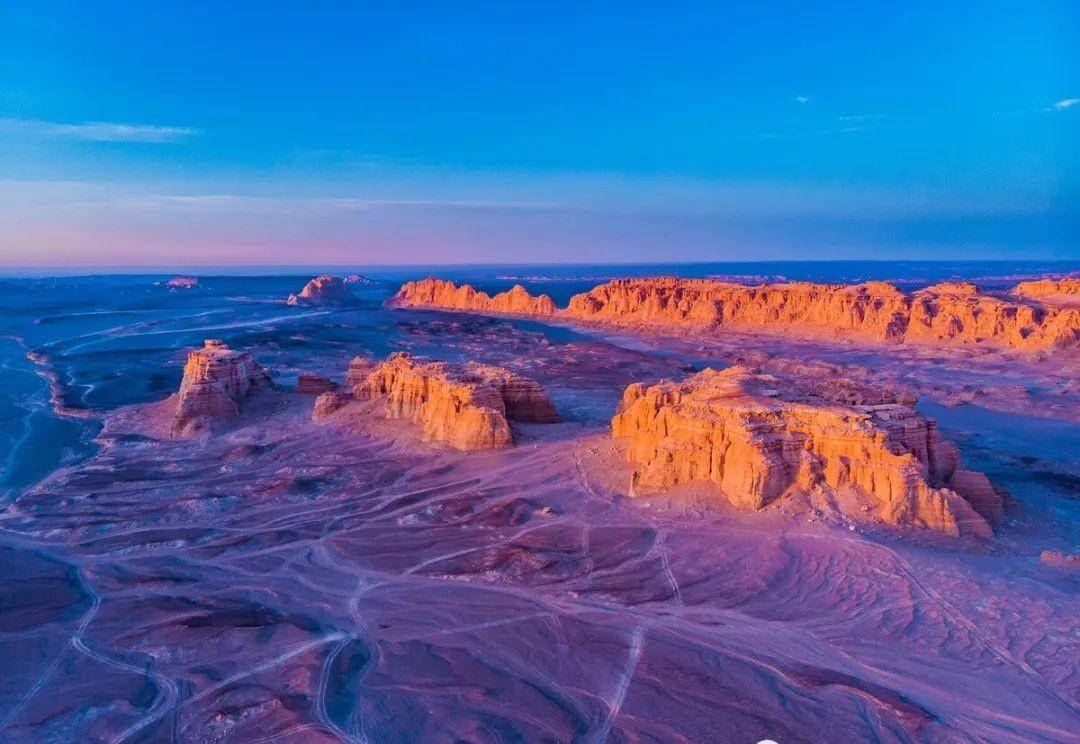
[0,1,1077,266]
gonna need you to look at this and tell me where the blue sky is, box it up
[0,1,1077,266]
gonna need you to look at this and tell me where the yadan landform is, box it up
[1,269,1077,743]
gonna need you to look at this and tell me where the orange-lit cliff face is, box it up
[171,340,271,436]
[388,278,557,316]
[611,366,1001,537]
[350,353,558,450]
[567,278,1080,353]
[286,275,358,306]
[390,277,1079,355]
[1011,278,1080,308]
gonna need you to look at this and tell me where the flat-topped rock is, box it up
[295,373,337,395]
[351,352,557,449]
[389,278,557,316]
[312,390,353,421]
[287,275,358,307]
[611,366,1001,537]
[1012,278,1080,308]
[171,340,271,436]
[567,277,1079,353]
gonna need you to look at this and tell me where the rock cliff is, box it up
[171,340,271,436]
[567,278,1079,353]
[352,352,557,449]
[611,366,1000,537]
[389,278,557,316]
[287,275,358,307]
[1012,278,1080,308]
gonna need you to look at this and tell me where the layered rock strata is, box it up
[568,278,1079,353]
[389,278,557,316]
[352,352,557,449]
[287,275,358,307]
[389,277,1079,354]
[1012,278,1080,307]
[296,373,337,395]
[171,340,271,436]
[345,355,378,388]
[611,366,1000,537]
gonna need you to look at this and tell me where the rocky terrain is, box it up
[170,340,272,436]
[287,275,359,307]
[1013,277,1080,307]
[612,366,1000,537]
[346,352,558,449]
[390,277,557,316]
[391,277,1080,355]
[163,275,199,289]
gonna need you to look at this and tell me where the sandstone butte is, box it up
[1011,277,1080,308]
[344,352,558,450]
[611,366,1002,538]
[286,275,358,307]
[171,340,271,436]
[389,277,1080,355]
[388,277,558,316]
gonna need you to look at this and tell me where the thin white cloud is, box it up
[794,95,812,104]
[1050,98,1078,111]
[0,117,199,142]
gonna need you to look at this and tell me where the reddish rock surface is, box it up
[390,278,557,316]
[1012,278,1080,308]
[295,373,337,395]
[311,390,353,421]
[345,354,378,388]
[165,275,198,289]
[1040,550,1080,569]
[286,275,358,307]
[567,278,1080,354]
[171,340,271,436]
[611,366,999,537]
[389,277,1078,355]
[353,353,557,449]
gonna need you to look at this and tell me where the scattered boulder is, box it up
[611,366,1000,537]
[287,275,358,307]
[171,340,271,436]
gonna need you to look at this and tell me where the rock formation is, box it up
[295,373,337,395]
[567,278,1079,354]
[344,273,375,285]
[171,340,271,436]
[388,277,1079,355]
[312,390,352,421]
[389,278,557,316]
[345,355,378,388]
[1012,278,1080,308]
[287,275,358,307]
[351,352,557,449]
[165,276,199,289]
[611,366,1000,537]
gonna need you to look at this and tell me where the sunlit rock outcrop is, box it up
[611,366,1000,537]
[389,278,557,316]
[171,340,271,436]
[1012,278,1080,308]
[352,352,557,449]
[566,278,1079,353]
[287,275,358,307]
